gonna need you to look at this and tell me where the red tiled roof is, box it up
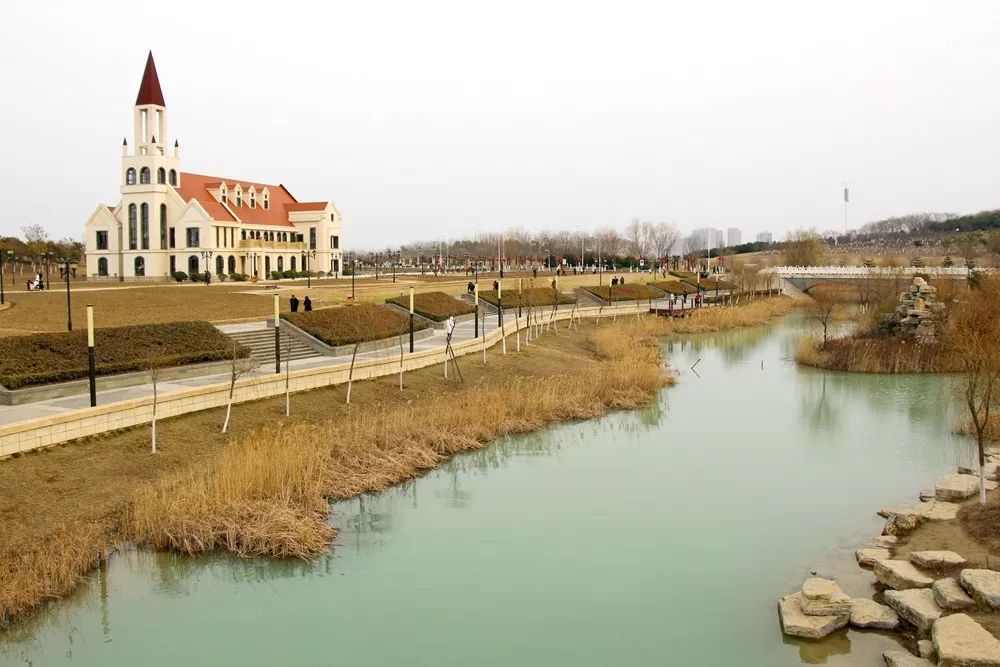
[135,51,166,107]
[176,172,298,227]
[285,202,328,212]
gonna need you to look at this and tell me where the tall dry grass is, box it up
[127,318,675,559]
[795,334,962,373]
[663,297,794,334]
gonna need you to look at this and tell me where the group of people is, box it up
[610,276,627,286]
[289,294,313,312]
[25,273,44,290]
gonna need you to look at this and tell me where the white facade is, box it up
[726,227,742,246]
[756,231,773,243]
[84,53,344,281]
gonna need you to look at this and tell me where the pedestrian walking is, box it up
[290,294,300,312]
[303,296,312,311]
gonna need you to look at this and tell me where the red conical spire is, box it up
[135,51,165,107]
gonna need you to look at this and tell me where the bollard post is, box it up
[87,305,97,407]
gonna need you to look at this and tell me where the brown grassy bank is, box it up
[663,297,794,334]
[795,334,962,373]
[0,297,790,625]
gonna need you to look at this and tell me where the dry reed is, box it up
[127,318,675,559]
[795,334,962,373]
[2,297,791,623]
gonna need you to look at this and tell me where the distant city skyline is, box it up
[4,1,1000,250]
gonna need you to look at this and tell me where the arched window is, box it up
[140,203,150,250]
[97,257,108,277]
[215,255,224,275]
[159,204,167,249]
[228,255,236,273]
[128,203,137,250]
[126,168,136,185]
[140,167,150,184]
[188,255,199,274]
[290,256,297,272]
[277,256,284,271]
[241,230,246,240]
[249,192,256,209]
[134,256,145,277]
[168,169,177,186]
[264,256,271,275]
[157,167,166,184]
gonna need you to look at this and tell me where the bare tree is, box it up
[650,222,680,274]
[222,342,259,433]
[148,363,163,454]
[950,278,1000,503]
[809,289,839,347]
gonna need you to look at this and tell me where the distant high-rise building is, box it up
[726,227,742,247]
[689,227,725,251]
[756,231,773,243]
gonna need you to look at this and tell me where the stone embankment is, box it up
[778,463,1000,666]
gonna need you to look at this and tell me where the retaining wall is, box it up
[0,302,647,457]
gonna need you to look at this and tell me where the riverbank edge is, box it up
[778,464,1000,661]
[0,297,793,628]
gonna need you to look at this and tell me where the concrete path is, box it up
[0,310,522,427]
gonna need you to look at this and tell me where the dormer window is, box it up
[250,192,255,209]
[236,190,242,207]
[221,186,227,205]
[263,193,269,210]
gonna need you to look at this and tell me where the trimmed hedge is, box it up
[386,291,475,322]
[172,271,188,282]
[0,321,248,390]
[478,288,576,309]
[283,304,428,347]
[582,284,659,302]
[650,280,698,295]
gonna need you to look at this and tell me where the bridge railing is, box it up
[762,266,973,278]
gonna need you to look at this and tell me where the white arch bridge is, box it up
[760,266,975,293]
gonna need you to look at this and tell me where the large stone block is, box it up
[778,593,849,640]
[960,569,1000,609]
[933,578,975,611]
[857,547,892,567]
[932,613,1000,667]
[885,588,944,634]
[875,559,934,590]
[849,598,899,630]
[936,474,981,502]
[909,551,967,569]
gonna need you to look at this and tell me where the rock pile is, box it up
[882,277,945,340]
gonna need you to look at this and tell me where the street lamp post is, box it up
[375,252,380,281]
[306,249,316,289]
[200,250,214,285]
[58,257,78,331]
[39,251,52,289]
[351,254,356,301]
[0,249,12,304]
[244,252,258,279]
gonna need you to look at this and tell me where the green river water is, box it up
[0,314,970,666]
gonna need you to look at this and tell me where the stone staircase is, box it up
[223,327,319,366]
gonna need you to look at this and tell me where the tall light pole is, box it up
[39,250,52,289]
[58,257,78,331]
[306,249,316,289]
[0,249,12,304]
[351,253,356,301]
[200,250,213,285]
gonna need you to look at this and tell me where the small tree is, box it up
[148,362,163,454]
[950,277,1000,504]
[222,342,259,433]
[783,230,825,266]
[809,289,838,347]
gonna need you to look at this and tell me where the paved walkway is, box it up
[0,309,526,427]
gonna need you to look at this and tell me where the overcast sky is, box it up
[3,0,999,248]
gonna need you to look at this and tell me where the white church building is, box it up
[85,52,344,281]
